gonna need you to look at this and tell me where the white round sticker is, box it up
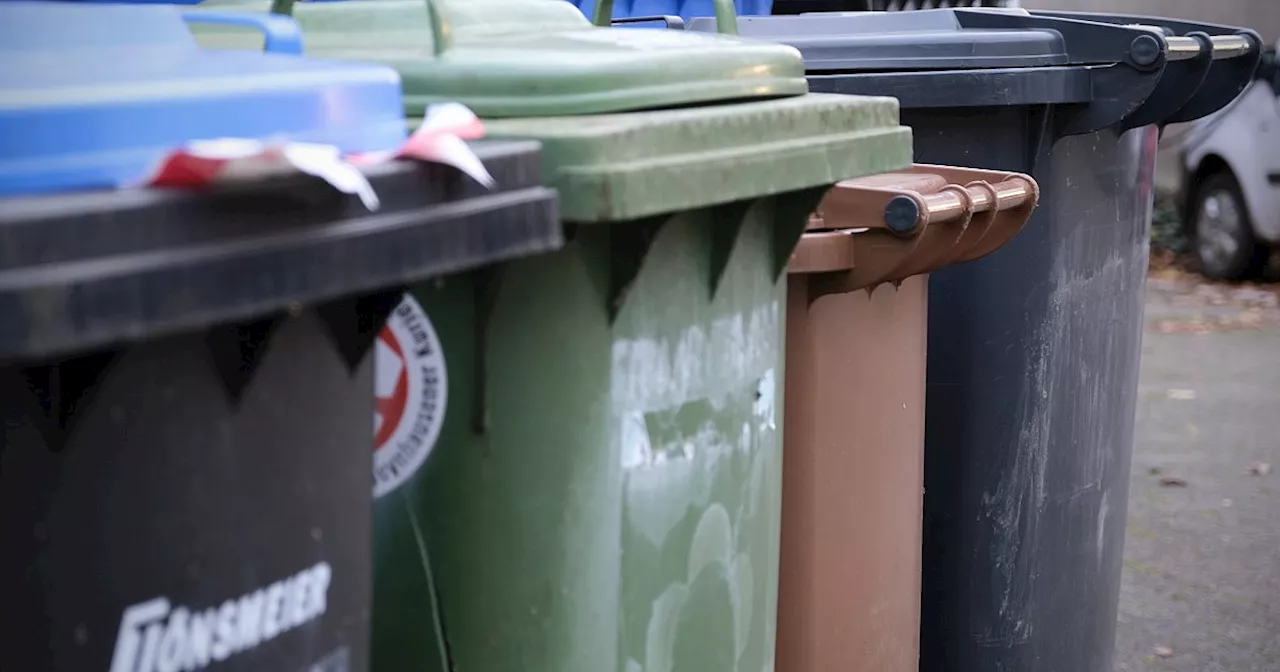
[373,294,447,498]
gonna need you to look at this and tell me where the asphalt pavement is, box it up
[1114,267,1280,671]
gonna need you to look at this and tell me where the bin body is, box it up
[779,276,928,672]
[368,99,911,672]
[913,112,1154,672]
[0,144,560,672]
[1,318,377,672]
[777,164,1037,672]
[377,206,798,672]
[690,9,1262,671]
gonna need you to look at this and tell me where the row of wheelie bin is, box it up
[0,1,1262,671]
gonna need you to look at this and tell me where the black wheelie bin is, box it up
[686,9,1263,672]
[0,4,559,671]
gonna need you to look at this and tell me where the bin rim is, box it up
[687,9,1264,132]
[0,141,560,361]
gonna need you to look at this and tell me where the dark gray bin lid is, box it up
[686,10,1263,132]
[691,9,1185,70]
[771,0,1012,12]
[0,140,560,361]
[700,11,1069,70]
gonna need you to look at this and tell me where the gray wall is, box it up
[1018,0,1280,43]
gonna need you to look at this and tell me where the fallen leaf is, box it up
[1166,389,1198,401]
[1151,319,1213,335]
[1158,476,1188,487]
[1248,462,1272,476]
[1154,645,1174,658]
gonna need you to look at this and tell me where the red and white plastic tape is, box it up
[141,103,493,210]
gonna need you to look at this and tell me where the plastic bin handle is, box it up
[791,166,1039,294]
[1162,34,1253,62]
[425,0,451,57]
[873,176,1035,236]
[609,15,686,30]
[1208,35,1255,60]
[270,0,451,57]
[592,0,738,34]
[1161,36,1203,62]
[1021,10,1263,128]
[810,169,1036,237]
[183,11,304,55]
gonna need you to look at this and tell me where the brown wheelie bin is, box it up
[779,166,1040,672]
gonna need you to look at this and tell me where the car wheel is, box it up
[1191,172,1269,281]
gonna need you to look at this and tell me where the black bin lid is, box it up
[699,11,1070,71]
[687,9,1264,134]
[688,9,1172,71]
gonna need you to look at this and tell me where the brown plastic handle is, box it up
[904,164,1039,264]
[791,164,1039,295]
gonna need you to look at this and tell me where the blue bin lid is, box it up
[573,0,771,23]
[0,2,407,197]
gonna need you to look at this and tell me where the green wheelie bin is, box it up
[192,1,913,669]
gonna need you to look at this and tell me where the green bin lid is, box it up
[483,92,913,222]
[196,0,809,117]
[192,1,911,222]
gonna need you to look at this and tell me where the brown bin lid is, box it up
[789,163,1039,295]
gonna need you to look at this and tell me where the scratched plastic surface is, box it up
[372,107,909,672]
[915,119,1159,672]
[389,211,800,672]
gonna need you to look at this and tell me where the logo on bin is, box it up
[109,562,332,672]
[373,294,448,498]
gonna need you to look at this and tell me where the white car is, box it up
[1181,45,1280,280]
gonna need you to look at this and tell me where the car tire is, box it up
[1190,171,1269,281]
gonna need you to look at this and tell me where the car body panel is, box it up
[1183,50,1280,245]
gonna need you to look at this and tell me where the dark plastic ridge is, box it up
[948,9,1168,69]
[1120,32,1213,130]
[688,10,1181,133]
[611,15,686,29]
[0,141,561,362]
[1028,11,1264,125]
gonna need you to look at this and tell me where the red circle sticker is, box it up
[373,294,447,498]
